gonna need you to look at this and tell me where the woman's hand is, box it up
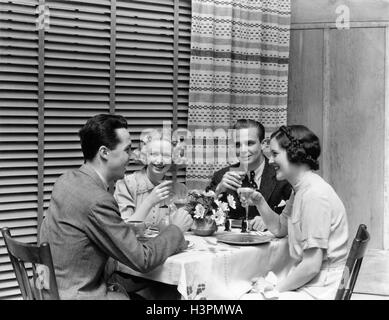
[237,188,266,207]
[251,277,275,294]
[249,216,266,231]
[147,181,172,207]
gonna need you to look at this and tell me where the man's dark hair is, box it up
[78,114,128,161]
[233,119,266,142]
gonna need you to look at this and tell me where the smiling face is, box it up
[268,137,294,181]
[235,128,265,171]
[146,139,172,176]
[106,128,132,181]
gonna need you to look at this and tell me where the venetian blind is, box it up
[0,0,191,299]
[0,0,40,299]
[43,0,111,210]
[116,0,190,182]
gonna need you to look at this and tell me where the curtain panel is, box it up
[186,0,291,190]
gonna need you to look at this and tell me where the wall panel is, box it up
[328,28,385,248]
[288,28,324,174]
[288,0,389,249]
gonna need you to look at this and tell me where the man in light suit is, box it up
[207,119,292,230]
[39,114,193,299]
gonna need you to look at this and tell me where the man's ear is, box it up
[260,138,269,151]
[98,146,110,160]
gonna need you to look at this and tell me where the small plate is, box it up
[216,233,272,246]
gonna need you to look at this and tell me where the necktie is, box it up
[242,171,258,190]
[249,171,258,190]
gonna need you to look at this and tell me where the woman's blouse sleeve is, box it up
[279,192,294,235]
[114,177,136,222]
[300,192,331,251]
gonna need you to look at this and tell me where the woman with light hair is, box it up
[114,133,188,229]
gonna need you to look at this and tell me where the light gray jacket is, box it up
[39,163,185,299]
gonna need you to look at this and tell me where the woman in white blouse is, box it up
[239,125,349,300]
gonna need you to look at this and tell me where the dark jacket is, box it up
[207,158,292,219]
[39,163,186,300]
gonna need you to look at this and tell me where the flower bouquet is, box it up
[185,190,234,236]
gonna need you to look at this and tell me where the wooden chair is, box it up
[335,224,370,300]
[1,227,59,300]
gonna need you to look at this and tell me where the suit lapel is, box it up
[259,158,277,201]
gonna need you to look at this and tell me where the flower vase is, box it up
[192,217,217,236]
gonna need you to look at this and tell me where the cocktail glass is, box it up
[238,187,254,233]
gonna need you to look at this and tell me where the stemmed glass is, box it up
[158,174,173,227]
[237,187,253,233]
[172,186,188,211]
[160,174,188,229]
[229,162,248,232]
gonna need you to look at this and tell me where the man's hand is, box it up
[216,171,244,194]
[170,208,193,232]
[249,216,266,231]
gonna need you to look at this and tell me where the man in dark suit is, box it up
[39,114,193,299]
[207,119,292,230]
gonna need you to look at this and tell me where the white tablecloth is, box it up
[117,228,294,300]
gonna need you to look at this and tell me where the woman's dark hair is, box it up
[233,119,265,142]
[270,125,321,170]
[78,114,128,161]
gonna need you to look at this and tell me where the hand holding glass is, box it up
[229,163,248,186]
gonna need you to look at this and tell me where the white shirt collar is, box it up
[251,158,265,178]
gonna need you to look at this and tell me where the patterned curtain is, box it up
[186,0,291,190]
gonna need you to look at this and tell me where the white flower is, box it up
[194,204,206,219]
[215,200,229,213]
[227,194,236,209]
[211,208,226,225]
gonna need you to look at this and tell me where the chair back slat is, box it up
[1,227,60,300]
[9,256,29,299]
[19,261,34,300]
[335,224,370,300]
